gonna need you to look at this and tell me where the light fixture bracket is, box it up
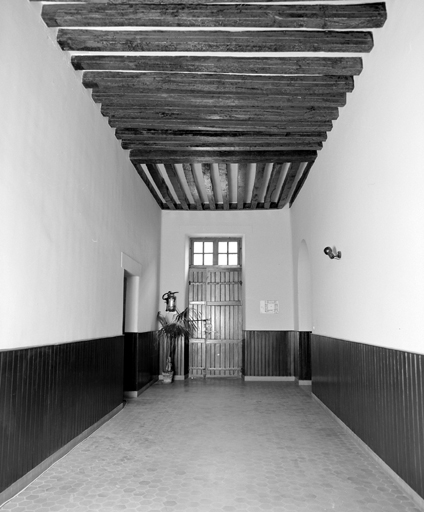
[324,247,342,260]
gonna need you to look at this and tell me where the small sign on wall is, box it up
[260,300,279,314]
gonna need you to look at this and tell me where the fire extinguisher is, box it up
[162,291,178,312]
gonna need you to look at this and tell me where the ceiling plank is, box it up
[182,163,202,210]
[163,163,189,210]
[83,72,355,94]
[145,163,176,210]
[289,161,314,207]
[277,162,302,209]
[43,4,387,29]
[131,150,317,164]
[218,164,230,211]
[59,29,373,53]
[133,163,164,208]
[102,106,340,122]
[93,92,346,108]
[264,163,284,209]
[73,56,363,76]
[250,163,266,210]
[201,164,216,211]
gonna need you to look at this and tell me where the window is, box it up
[190,238,241,267]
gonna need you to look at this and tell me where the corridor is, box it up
[2,381,421,512]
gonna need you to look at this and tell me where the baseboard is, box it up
[312,393,424,511]
[0,403,123,507]
[124,377,159,398]
[298,380,312,386]
[244,376,296,382]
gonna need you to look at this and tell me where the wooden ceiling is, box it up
[34,0,387,211]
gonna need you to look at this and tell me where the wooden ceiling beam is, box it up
[95,89,347,104]
[201,164,216,211]
[116,130,327,141]
[218,164,230,211]
[182,164,202,210]
[133,163,164,208]
[123,142,323,151]
[289,161,314,207]
[72,56,363,76]
[123,142,325,151]
[163,163,190,210]
[145,163,176,210]
[108,119,334,133]
[43,4,387,29]
[59,29,373,53]
[115,128,327,142]
[250,163,266,210]
[237,163,248,210]
[83,72,355,94]
[93,92,346,108]
[130,149,317,164]
[264,163,284,209]
[277,162,302,209]
[33,0,379,4]
[122,138,324,146]
[102,106,339,121]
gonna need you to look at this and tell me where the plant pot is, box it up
[162,371,174,384]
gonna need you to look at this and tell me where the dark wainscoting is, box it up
[312,335,424,500]
[298,331,312,381]
[159,337,188,378]
[243,331,297,377]
[124,331,159,392]
[0,336,124,495]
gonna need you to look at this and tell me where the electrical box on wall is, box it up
[260,300,279,314]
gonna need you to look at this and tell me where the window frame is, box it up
[189,237,242,268]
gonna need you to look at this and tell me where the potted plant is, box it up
[157,307,197,383]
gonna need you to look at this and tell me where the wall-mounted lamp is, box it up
[162,291,178,312]
[324,247,342,260]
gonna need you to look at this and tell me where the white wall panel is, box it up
[160,210,294,331]
[291,0,424,354]
[0,1,161,348]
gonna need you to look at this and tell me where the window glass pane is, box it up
[229,241,238,253]
[204,254,213,265]
[228,254,238,266]
[218,254,227,266]
[193,254,203,265]
[193,242,203,253]
[204,242,214,253]
[218,241,227,253]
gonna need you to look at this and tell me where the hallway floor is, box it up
[2,380,422,512]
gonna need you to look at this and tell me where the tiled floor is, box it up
[2,380,422,512]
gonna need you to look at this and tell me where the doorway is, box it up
[188,239,243,378]
[120,253,141,395]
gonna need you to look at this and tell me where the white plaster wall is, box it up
[160,210,294,330]
[0,1,161,349]
[291,0,424,354]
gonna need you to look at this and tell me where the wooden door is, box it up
[189,267,242,378]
